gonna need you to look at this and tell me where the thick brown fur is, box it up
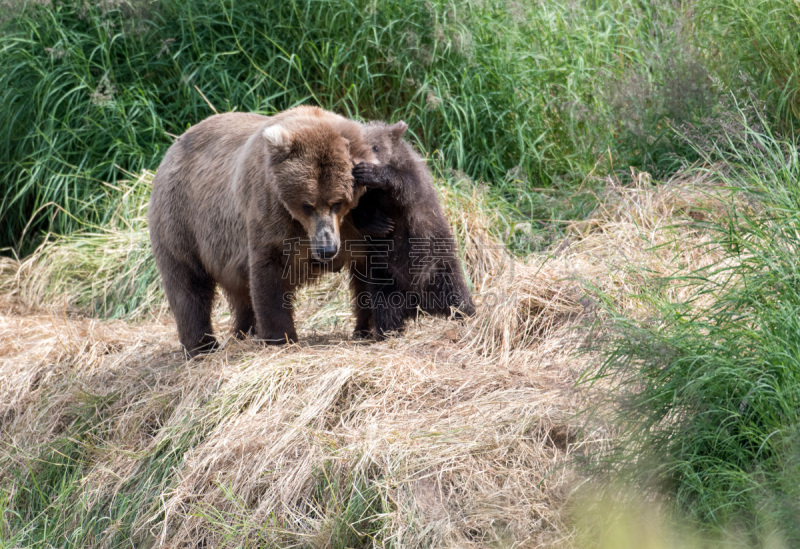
[349,122,476,339]
[149,108,376,356]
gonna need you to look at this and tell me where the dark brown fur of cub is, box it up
[349,122,476,338]
[149,108,374,356]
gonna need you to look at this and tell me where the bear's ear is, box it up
[263,124,291,153]
[389,121,407,139]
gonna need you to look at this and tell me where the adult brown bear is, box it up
[149,108,375,356]
[348,121,476,339]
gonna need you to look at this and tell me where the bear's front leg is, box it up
[249,248,298,345]
[352,163,395,191]
[370,283,407,340]
[350,275,373,338]
[351,203,395,237]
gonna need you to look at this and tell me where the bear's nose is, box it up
[316,242,339,260]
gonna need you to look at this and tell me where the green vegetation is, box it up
[584,114,800,541]
[698,0,800,124]
[4,0,797,252]
[0,389,199,548]
[3,0,800,545]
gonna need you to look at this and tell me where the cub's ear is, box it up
[389,121,407,139]
[263,124,291,153]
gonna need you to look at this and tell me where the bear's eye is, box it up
[302,203,314,216]
[371,145,379,153]
[330,201,343,213]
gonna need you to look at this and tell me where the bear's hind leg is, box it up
[441,263,476,319]
[371,284,407,340]
[350,276,373,338]
[162,260,218,357]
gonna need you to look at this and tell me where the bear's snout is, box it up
[311,221,340,261]
[314,241,339,260]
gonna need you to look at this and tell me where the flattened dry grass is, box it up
[0,294,581,546]
[0,171,734,547]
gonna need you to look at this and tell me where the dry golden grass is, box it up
[10,171,166,320]
[0,170,732,547]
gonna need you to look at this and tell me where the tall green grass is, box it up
[583,110,800,540]
[1,0,719,251]
[698,0,800,125]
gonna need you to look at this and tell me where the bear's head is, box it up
[263,121,356,261]
[269,105,379,168]
[362,121,408,166]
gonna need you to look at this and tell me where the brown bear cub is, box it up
[348,121,476,339]
[149,108,375,356]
